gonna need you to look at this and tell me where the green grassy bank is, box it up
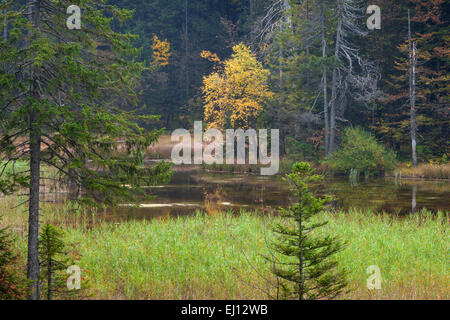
[1,197,448,300]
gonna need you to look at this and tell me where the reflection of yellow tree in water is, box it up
[203,188,224,216]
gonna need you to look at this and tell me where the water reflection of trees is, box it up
[319,179,402,213]
[179,171,449,214]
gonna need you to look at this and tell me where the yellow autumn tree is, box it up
[152,35,171,66]
[202,43,273,129]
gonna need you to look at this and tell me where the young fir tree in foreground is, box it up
[39,224,69,300]
[269,162,347,300]
[0,0,172,299]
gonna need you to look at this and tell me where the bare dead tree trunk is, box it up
[328,0,370,155]
[279,3,283,97]
[184,0,189,100]
[408,10,418,167]
[329,18,342,155]
[320,1,329,156]
[26,0,41,300]
[283,0,290,26]
[278,0,290,155]
[305,0,310,91]
[302,0,312,141]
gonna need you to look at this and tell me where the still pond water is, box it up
[106,169,450,220]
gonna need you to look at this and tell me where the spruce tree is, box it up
[0,0,172,299]
[38,224,68,300]
[268,162,347,300]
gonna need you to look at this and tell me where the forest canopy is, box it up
[104,0,448,162]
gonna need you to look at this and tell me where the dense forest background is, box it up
[70,1,450,161]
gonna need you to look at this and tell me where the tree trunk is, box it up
[329,18,342,155]
[298,216,304,300]
[27,112,41,300]
[184,0,189,101]
[320,2,329,156]
[408,10,418,167]
[301,0,311,142]
[26,0,41,300]
[305,0,310,91]
[277,0,286,156]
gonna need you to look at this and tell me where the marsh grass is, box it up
[396,163,450,180]
[0,196,102,237]
[0,197,448,300]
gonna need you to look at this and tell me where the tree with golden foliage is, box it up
[201,43,273,129]
[152,35,171,67]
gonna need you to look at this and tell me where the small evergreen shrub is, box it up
[39,224,88,300]
[39,224,69,300]
[267,162,347,300]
